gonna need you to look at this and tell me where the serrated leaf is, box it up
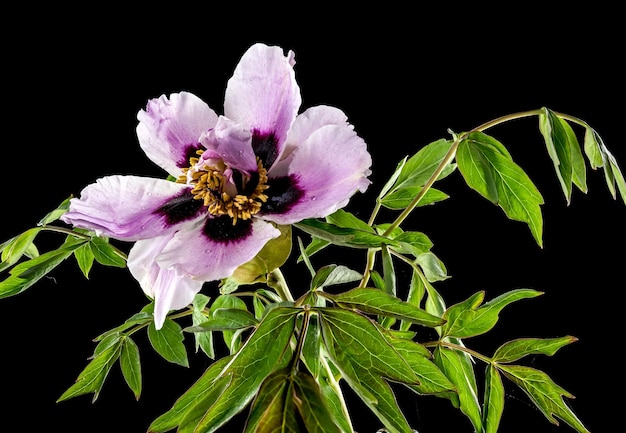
[492,336,578,363]
[120,337,142,400]
[483,364,504,433]
[57,342,121,403]
[89,236,126,268]
[499,364,589,433]
[295,219,399,250]
[457,131,545,247]
[443,289,542,339]
[325,288,445,328]
[180,307,298,433]
[434,346,483,432]
[148,318,189,367]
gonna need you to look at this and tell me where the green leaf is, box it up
[192,294,215,359]
[383,333,456,397]
[380,186,449,210]
[93,311,152,342]
[585,127,626,204]
[434,346,483,432]
[57,342,121,403]
[301,314,322,380]
[539,108,575,203]
[311,264,362,291]
[318,308,420,385]
[483,364,504,433]
[377,156,407,199]
[400,269,426,332]
[325,209,372,232]
[560,116,587,193]
[243,369,298,433]
[177,307,298,433]
[211,294,249,354]
[148,318,189,367]
[295,219,399,249]
[89,236,126,268]
[415,251,448,282]
[148,356,233,432]
[319,343,413,433]
[186,308,259,333]
[457,131,545,247]
[324,287,445,328]
[293,371,344,433]
[499,364,590,433]
[37,196,72,225]
[384,138,456,197]
[389,230,433,257]
[0,243,83,299]
[120,336,142,400]
[317,359,355,433]
[73,242,95,278]
[492,336,578,363]
[443,289,543,339]
[0,227,42,270]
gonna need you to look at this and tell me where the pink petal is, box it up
[262,121,372,225]
[199,116,258,175]
[61,175,197,240]
[128,235,204,329]
[137,92,218,177]
[156,217,281,281]
[224,43,301,168]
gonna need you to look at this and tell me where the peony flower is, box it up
[61,43,372,328]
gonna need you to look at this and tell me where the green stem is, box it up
[41,224,129,261]
[268,268,294,302]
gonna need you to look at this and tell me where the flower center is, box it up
[177,150,269,224]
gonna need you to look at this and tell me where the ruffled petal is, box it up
[199,116,258,175]
[156,216,281,281]
[260,121,372,225]
[128,235,204,329]
[224,43,301,169]
[137,92,218,177]
[61,175,202,240]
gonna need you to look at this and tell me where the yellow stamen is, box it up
[178,153,270,225]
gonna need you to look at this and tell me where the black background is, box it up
[1,6,623,433]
